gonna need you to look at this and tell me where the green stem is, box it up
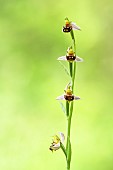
[72,62,76,92]
[66,89,73,170]
[66,28,76,170]
[66,101,70,117]
[69,101,73,120]
[67,102,73,147]
[67,102,73,143]
[69,62,73,77]
[66,102,73,170]
[71,29,76,92]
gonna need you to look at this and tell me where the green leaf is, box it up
[60,142,67,159]
[59,61,70,76]
[59,101,66,114]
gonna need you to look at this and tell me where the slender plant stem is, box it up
[66,101,70,117]
[71,30,76,92]
[72,62,76,92]
[69,62,73,78]
[66,101,73,170]
[66,29,76,170]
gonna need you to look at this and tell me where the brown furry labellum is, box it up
[63,26,72,32]
[66,55,76,61]
[64,94,74,101]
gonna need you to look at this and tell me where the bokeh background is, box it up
[0,0,113,170]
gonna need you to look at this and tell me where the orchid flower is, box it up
[56,85,80,101]
[58,47,83,62]
[63,17,81,33]
[49,132,65,152]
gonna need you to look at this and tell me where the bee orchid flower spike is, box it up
[49,17,83,170]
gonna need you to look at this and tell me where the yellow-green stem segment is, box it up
[66,28,76,170]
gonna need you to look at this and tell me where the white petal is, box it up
[53,142,60,148]
[56,95,65,100]
[59,132,65,143]
[71,22,81,30]
[75,56,83,62]
[57,56,67,61]
[74,96,80,100]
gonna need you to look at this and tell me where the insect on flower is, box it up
[63,17,81,33]
[49,132,65,152]
[57,47,83,62]
[56,86,80,101]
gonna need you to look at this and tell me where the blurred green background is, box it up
[0,0,113,170]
